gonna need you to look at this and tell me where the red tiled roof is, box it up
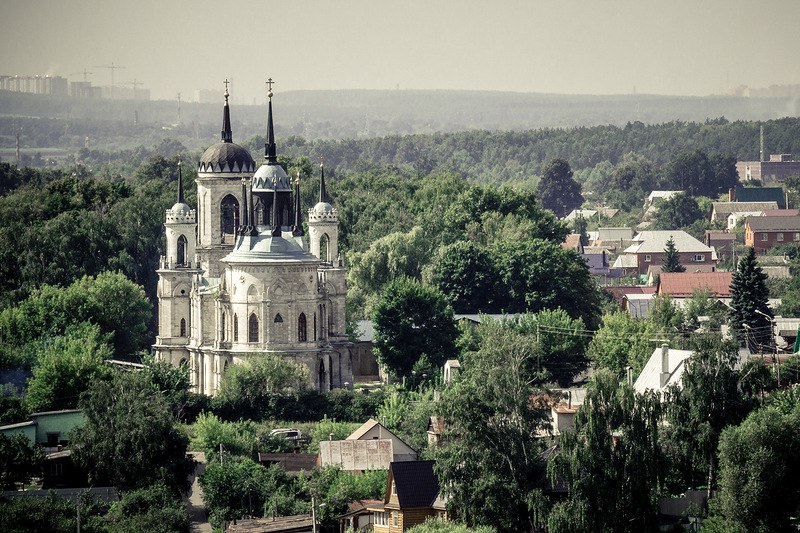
[562,234,581,250]
[658,272,734,298]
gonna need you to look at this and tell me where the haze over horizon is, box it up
[1,0,799,104]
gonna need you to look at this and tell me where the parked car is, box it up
[269,428,305,441]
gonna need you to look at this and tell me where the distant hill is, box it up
[1,89,798,151]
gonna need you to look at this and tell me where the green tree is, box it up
[104,482,190,533]
[491,238,601,328]
[24,322,113,412]
[72,370,192,491]
[213,354,310,420]
[715,396,800,532]
[372,278,458,378]
[586,311,656,377]
[425,241,502,313]
[200,459,306,529]
[662,336,758,496]
[653,193,703,230]
[729,247,772,349]
[604,152,657,211]
[0,434,42,490]
[536,158,584,218]
[661,236,686,273]
[435,322,550,531]
[548,370,663,533]
[407,519,496,533]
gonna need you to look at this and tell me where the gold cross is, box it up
[266,78,274,92]
[224,79,229,91]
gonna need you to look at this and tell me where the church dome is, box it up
[252,162,292,192]
[312,201,335,215]
[198,142,256,174]
[170,202,192,215]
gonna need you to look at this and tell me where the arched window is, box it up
[179,318,186,337]
[220,194,239,237]
[319,233,330,262]
[248,313,259,342]
[313,313,317,342]
[298,313,307,342]
[220,313,226,341]
[179,358,187,366]
[233,314,238,342]
[254,198,265,226]
[177,234,187,266]
[318,359,326,391]
[274,313,283,323]
[329,355,334,390]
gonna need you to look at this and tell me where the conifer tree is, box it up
[729,247,772,349]
[661,236,685,273]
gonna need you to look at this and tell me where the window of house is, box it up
[694,254,705,262]
[644,254,651,262]
[794,233,800,241]
[761,233,768,241]
[46,432,59,446]
[248,313,259,342]
[391,480,396,495]
[778,233,784,241]
[298,313,307,342]
[393,512,398,527]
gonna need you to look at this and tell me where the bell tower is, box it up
[154,161,200,367]
[308,162,339,263]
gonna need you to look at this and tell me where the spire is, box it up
[177,159,184,204]
[293,172,304,236]
[221,79,232,143]
[240,177,249,231]
[264,78,277,164]
[319,159,329,203]
[271,177,281,237]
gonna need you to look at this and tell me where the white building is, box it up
[153,87,351,395]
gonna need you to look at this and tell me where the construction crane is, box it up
[68,69,93,82]
[91,63,125,99]
[120,79,144,99]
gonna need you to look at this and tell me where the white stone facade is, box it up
[153,95,352,396]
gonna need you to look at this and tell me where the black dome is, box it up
[198,142,256,174]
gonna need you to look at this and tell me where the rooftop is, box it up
[658,272,734,298]
[390,460,440,508]
[626,231,713,254]
[746,216,800,232]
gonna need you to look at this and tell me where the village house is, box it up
[657,271,734,305]
[367,460,446,532]
[704,230,736,262]
[710,201,778,226]
[727,184,786,208]
[318,418,418,471]
[611,230,717,276]
[744,215,800,253]
[633,344,693,395]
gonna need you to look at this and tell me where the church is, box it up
[153,83,352,396]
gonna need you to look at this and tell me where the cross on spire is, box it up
[266,77,274,99]
[223,78,230,99]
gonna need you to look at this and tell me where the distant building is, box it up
[612,230,717,275]
[744,215,800,253]
[710,201,778,226]
[737,154,800,185]
[728,185,786,208]
[633,344,693,395]
[0,75,68,96]
[367,461,446,532]
[704,230,736,261]
[657,272,733,299]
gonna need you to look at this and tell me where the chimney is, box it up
[659,344,670,388]
[729,187,735,202]
[568,390,572,409]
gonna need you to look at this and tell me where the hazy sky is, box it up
[2,0,799,102]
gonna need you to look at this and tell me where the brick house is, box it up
[744,216,800,253]
[612,231,717,275]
